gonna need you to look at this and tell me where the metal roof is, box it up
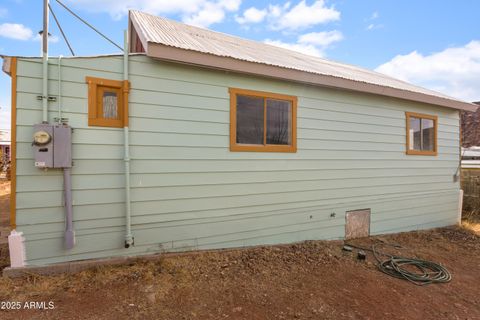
[129,10,477,111]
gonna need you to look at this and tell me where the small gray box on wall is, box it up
[53,125,72,168]
[33,123,72,169]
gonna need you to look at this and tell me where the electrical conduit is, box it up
[123,29,134,248]
[58,55,75,249]
[42,0,49,123]
[64,167,74,249]
[57,55,62,122]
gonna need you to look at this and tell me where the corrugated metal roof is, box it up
[129,10,477,111]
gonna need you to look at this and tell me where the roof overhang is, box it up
[1,56,13,76]
[144,42,477,112]
[128,11,478,112]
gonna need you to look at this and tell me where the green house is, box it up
[2,10,477,267]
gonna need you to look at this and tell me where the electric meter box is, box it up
[33,123,72,169]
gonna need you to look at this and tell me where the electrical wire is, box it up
[55,0,123,51]
[345,242,452,286]
[48,4,75,56]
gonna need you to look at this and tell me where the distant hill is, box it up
[461,102,480,147]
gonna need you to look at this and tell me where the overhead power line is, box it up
[48,3,75,56]
[55,0,123,51]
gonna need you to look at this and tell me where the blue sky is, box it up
[1,0,479,134]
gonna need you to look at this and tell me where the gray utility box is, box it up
[33,123,72,168]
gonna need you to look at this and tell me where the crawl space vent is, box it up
[345,209,371,239]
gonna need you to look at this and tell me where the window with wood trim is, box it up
[406,112,438,156]
[86,77,130,128]
[229,88,297,152]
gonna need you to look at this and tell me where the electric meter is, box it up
[33,130,52,146]
[33,123,72,169]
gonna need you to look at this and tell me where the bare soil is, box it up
[0,224,478,320]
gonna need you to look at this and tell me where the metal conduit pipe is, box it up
[123,29,134,248]
[57,55,62,122]
[42,0,49,123]
[57,55,74,249]
[64,167,74,249]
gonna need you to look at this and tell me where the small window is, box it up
[86,77,129,128]
[406,112,437,156]
[229,88,297,152]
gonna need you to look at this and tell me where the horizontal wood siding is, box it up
[14,55,460,265]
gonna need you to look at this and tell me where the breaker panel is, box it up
[33,123,72,168]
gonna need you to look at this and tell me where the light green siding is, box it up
[14,55,460,266]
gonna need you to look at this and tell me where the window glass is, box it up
[102,91,119,119]
[422,118,435,151]
[230,88,297,152]
[236,95,264,145]
[409,116,421,150]
[266,99,291,145]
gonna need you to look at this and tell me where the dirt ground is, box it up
[0,223,478,320]
[0,180,10,264]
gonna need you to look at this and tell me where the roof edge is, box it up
[129,10,149,54]
[147,43,478,112]
[1,56,13,76]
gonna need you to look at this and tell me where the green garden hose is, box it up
[345,242,452,286]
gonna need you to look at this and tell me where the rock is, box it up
[146,292,156,304]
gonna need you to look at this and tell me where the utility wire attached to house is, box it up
[48,3,75,56]
[55,0,123,51]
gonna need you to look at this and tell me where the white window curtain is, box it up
[103,93,118,119]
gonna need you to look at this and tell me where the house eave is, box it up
[1,56,13,76]
[145,42,477,112]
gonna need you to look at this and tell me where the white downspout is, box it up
[123,29,134,248]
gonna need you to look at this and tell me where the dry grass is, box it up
[0,256,179,301]
[462,210,480,235]
[0,180,10,228]
[0,180,10,197]
[462,220,480,234]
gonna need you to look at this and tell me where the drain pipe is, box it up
[42,0,49,123]
[123,29,134,248]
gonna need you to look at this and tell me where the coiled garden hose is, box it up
[345,242,452,286]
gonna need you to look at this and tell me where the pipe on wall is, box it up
[58,55,74,249]
[42,0,49,123]
[123,29,134,248]
[57,55,63,122]
[64,167,75,249]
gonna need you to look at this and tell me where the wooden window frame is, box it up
[86,76,130,128]
[229,88,297,153]
[405,111,438,156]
